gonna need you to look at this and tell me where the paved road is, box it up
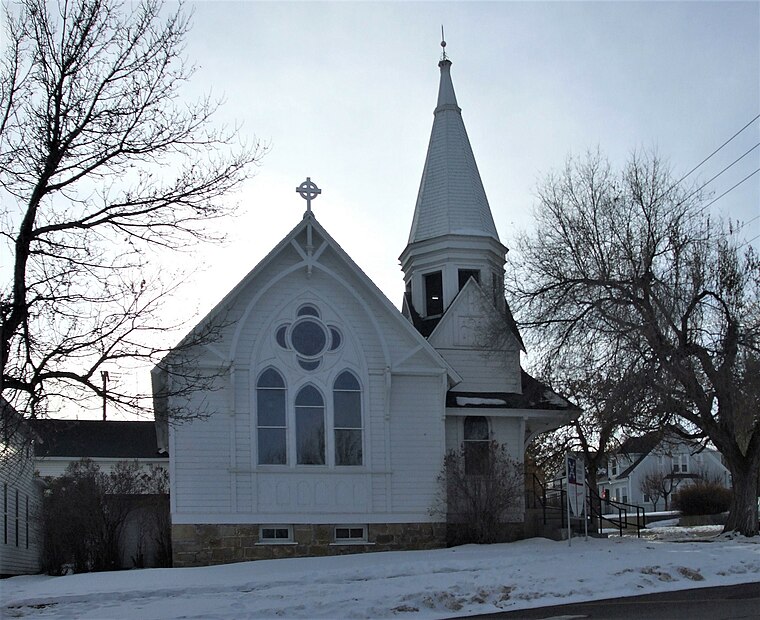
[455,582,760,620]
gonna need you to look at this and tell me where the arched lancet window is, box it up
[295,385,325,465]
[257,369,286,465]
[333,371,362,466]
[464,416,490,475]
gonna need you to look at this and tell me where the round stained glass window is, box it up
[290,319,327,358]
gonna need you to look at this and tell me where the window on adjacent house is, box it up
[257,368,287,465]
[610,459,618,476]
[458,269,480,290]
[673,454,688,473]
[259,526,293,543]
[334,525,367,543]
[643,493,651,503]
[296,385,325,465]
[464,416,490,475]
[333,371,362,466]
[424,271,443,316]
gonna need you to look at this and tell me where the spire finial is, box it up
[440,25,447,61]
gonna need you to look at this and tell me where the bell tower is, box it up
[400,42,507,323]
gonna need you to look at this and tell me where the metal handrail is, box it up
[587,486,646,537]
[528,474,646,537]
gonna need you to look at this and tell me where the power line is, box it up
[701,167,760,211]
[676,113,760,186]
[738,232,759,250]
[683,142,760,207]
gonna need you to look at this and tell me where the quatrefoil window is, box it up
[275,305,342,370]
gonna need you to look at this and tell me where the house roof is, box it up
[407,58,499,245]
[30,419,166,460]
[446,371,580,412]
[619,431,662,457]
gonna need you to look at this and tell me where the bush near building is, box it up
[673,482,732,516]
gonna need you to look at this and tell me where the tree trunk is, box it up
[724,465,759,536]
[586,466,599,532]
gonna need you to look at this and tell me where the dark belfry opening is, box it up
[458,269,480,291]
[424,271,443,316]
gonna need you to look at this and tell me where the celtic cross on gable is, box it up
[296,177,321,214]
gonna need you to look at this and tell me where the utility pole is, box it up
[101,371,110,420]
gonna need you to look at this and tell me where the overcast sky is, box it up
[170,1,759,326]
[27,1,755,418]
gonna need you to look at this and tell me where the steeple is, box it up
[400,44,507,322]
[406,52,500,245]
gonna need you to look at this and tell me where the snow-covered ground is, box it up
[2,526,759,619]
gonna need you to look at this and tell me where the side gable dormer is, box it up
[427,278,521,393]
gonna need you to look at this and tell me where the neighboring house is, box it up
[154,51,579,568]
[30,418,170,570]
[0,399,42,577]
[599,430,730,511]
[30,419,168,479]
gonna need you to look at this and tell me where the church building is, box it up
[153,49,578,568]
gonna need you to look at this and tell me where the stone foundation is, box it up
[172,522,447,567]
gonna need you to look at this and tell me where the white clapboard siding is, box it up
[0,444,42,576]
[389,375,445,517]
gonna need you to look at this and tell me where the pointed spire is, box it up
[407,47,500,244]
[436,58,458,110]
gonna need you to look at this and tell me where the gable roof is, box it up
[446,370,580,413]
[424,277,524,351]
[156,213,462,386]
[30,419,165,460]
[407,58,499,245]
[612,428,708,480]
[619,431,662,458]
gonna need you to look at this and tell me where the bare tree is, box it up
[0,0,263,423]
[535,346,661,511]
[510,150,760,535]
[638,469,684,511]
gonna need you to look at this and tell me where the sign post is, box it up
[566,454,587,545]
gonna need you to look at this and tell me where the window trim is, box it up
[463,416,490,476]
[256,368,288,466]
[295,384,326,466]
[333,370,363,467]
[332,525,370,545]
[257,525,295,545]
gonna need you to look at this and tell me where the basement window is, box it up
[424,271,443,316]
[258,526,293,544]
[334,525,367,544]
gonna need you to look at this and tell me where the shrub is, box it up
[672,482,732,516]
[41,459,171,574]
[434,441,523,545]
